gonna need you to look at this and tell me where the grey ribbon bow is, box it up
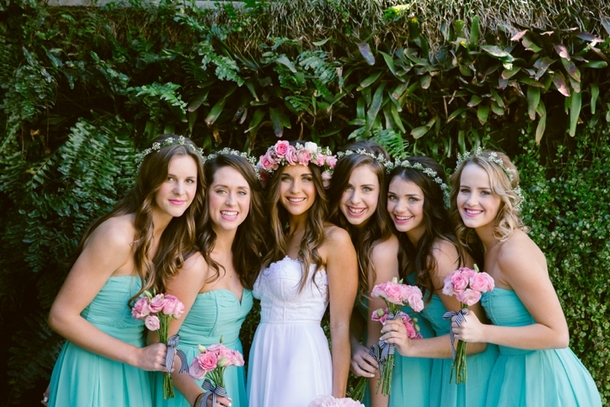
[368,311,405,377]
[442,308,469,359]
[196,378,228,407]
[166,334,188,374]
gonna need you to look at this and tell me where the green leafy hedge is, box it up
[1,0,609,405]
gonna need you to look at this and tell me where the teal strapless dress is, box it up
[355,287,434,407]
[419,293,498,407]
[48,276,152,407]
[154,289,253,407]
[481,288,602,406]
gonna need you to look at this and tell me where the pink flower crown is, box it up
[256,140,337,188]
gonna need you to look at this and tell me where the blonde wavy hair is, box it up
[450,150,528,249]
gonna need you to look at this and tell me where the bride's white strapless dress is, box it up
[247,256,332,407]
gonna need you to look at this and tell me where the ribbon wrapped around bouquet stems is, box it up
[195,378,229,407]
[442,308,468,359]
[166,334,189,374]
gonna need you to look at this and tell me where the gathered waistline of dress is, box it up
[259,319,322,325]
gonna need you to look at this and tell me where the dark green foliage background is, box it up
[0,0,609,405]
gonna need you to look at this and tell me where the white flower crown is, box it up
[135,136,205,169]
[385,158,451,208]
[455,148,524,205]
[204,147,258,168]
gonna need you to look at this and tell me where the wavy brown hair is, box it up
[449,150,527,258]
[328,141,393,299]
[260,140,328,292]
[73,134,206,302]
[389,156,465,303]
[190,153,269,290]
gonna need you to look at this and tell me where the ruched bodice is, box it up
[253,256,328,324]
[80,276,145,343]
[179,289,253,348]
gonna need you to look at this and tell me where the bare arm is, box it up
[366,237,401,407]
[48,216,166,371]
[453,231,569,350]
[324,225,359,398]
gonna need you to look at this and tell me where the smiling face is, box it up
[387,176,425,244]
[339,164,380,227]
[153,154,198,222]
[456,163,502,232]
[208,166,251,234]
[278,164,317,218]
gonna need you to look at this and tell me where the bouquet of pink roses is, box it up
[132,291,186,399]
[309,395,365,407]
[189,341,245,406]
[350,277,424,399]
[442,265,494,384]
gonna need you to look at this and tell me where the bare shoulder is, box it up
[168,251,209,289]
[370,234,399,262]
[86,214,135,253]
[497,230,545,266]
[496,229,548,282]
[430,238,461,280]
[322,223,352,247]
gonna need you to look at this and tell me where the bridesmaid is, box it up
[380,156,497,407]
[449,150,602,406]
[47,135,205,406]
[328,142,433,407]
[247,140,358,407]
[153,151,268,407]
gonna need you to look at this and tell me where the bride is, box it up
[247,140,358,406]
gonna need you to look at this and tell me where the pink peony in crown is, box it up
[257,140,337,188]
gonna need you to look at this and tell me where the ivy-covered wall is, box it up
[0,0,609,405]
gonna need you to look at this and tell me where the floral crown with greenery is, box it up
[455,148,524,205]
[204,147,258,169]
[336,149,389,165]
[385,158,451,208]
[136,136,205,169]
[256,140,337,188]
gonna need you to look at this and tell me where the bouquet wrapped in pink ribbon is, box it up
[132,291,186,399]
[442,265,494,383]
[189,341,245,406]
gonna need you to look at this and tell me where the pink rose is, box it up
[188,360,207,381]
[148,294,167,313]
[371,282,403,305]
[314,154,326,166]
[259,151,277,171]
[325,155,337,168]
[231,350,245,366]
[161,294,179,315]
[321,170,332,189]
[274,140,289,157]
[442,276,456,296]
[456,288,482,306]
[402,285,424,312]
[131,297,150,320]
[470,272,495,293]
[297,149,311,166]
[371,307,389,323]
[449,272,469,293]
[284,146,298,165]
[458,267,476,281]
[401,314,422,339]
[173,301,185,319]
[144,315,160,331]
